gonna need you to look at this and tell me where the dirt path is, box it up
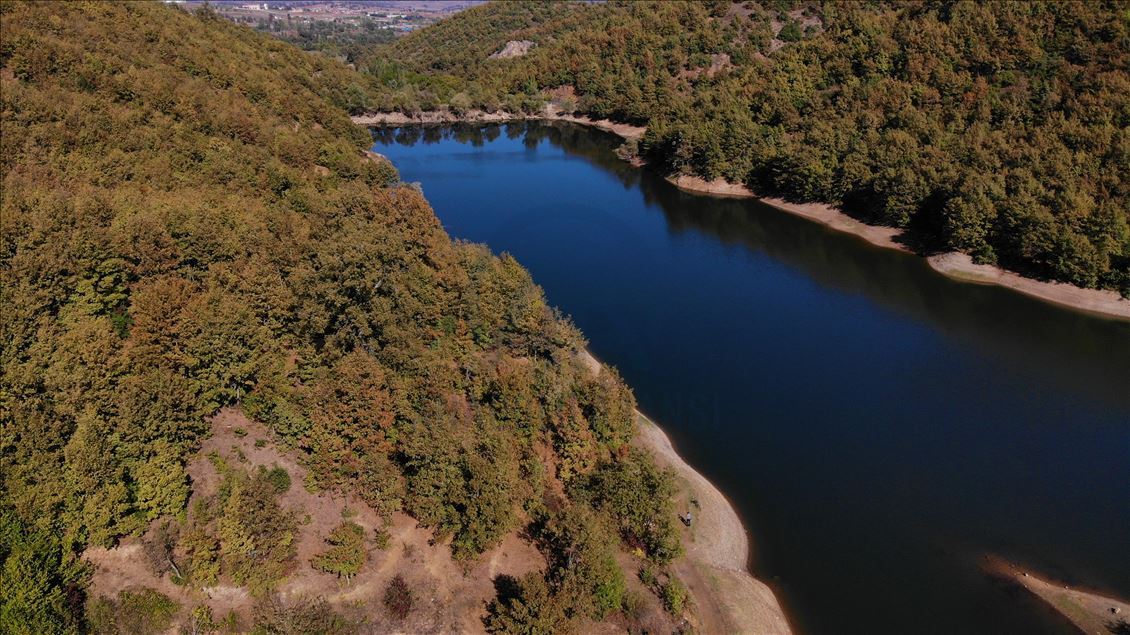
[578,350,793,634]
[984,556,1130,634]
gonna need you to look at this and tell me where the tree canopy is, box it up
[360,0,1130,293]
[1,1,681,631]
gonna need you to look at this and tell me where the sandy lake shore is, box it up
[578,350,793,635]
[665,176,1130,321]
[983,556,1130,634]
[926,252,1130,321]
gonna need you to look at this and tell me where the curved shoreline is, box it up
[983,556,1130,634]
[665,175,1130,322]
[577,350,793,634]
[636,412,794,635]
[352,107,646,141]
[355,111,1130,322]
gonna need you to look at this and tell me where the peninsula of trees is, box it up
[0,2,686,632]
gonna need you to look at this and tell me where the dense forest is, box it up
[0,2,682,632]
[360,0,1130,294]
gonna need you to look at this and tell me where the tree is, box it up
[0,510,88,635]
[536,507,626,620]
[311,522,367,580]
[576,449,683,565]
[302,351,404,516]
[484,573,567,635]
[61,413,136,547]
[132,440,189,523]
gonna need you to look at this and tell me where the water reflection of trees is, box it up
[371,122,511,149]
[371,122,1130,408]
[538,124,1130,410]
[370,121,642,186]
[646,172,1130,408]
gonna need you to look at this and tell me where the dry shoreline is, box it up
[578,350,793,635]
[667,176,1130,321]
[355,109,1130,322]
[983,556,1130,634]
[353,106,645,141]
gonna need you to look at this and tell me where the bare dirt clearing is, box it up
[86,408,547,633]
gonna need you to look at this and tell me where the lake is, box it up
[371,122,1130,635]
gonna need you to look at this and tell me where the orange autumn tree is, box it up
[302,351,405,516]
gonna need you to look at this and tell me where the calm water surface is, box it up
[372,123,1130,635]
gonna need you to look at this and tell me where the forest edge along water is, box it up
[364,115,797,633]
[353,110,1130,322]
[367,120,1130,635]
[578,350,792,634]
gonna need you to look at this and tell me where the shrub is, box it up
[484,573,567,635]
[622,589,646,621]
[87,587,178,635]
[252,595,355,635]
[262,465,292,494]
[383,574,413,620]
[638,563,657,588]
[373,527,391,550]
[661,577,688,616]
[182,605,220,635]
[778,20,802,42]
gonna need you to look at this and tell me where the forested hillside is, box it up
[0,2,681,632]
[362,0,1130,294]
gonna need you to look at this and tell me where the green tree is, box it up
[0,510,88,635]
[311,522,367,580]
[132,440,190,522]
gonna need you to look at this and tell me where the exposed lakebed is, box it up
[371,122,1130,635]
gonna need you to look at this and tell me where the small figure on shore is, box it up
[680,511,693,527]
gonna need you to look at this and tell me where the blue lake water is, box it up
[372,122,1130,635]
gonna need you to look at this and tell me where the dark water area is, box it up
[372,122,1130,635]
